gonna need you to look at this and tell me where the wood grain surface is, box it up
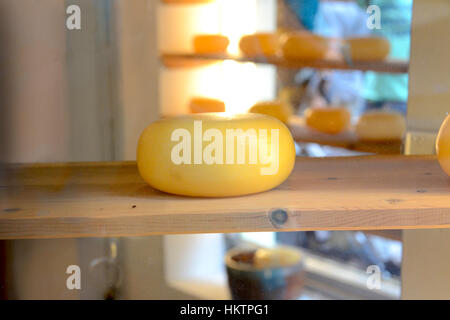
[0,155,449,239]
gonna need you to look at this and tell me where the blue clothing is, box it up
[285,0,319,31]
[363,0,413,103]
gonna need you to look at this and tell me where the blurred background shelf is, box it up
[161,53,409,73]
[1,155,448,239]
[289,116,403,155]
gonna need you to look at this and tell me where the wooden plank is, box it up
[0,155,449,239]
[402,0,450,300]
[363,230,402,242]
[161,53,409,74]
[289,116,403,155]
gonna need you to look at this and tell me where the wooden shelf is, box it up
[289,116,403,154]
[161,53,409,74]
[1,155,449,239]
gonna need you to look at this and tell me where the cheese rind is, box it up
[189,97,226,113]
[137,113,296,197]
[436,114,450,177]
[193,34,229,54]
[281,31,329,60]
[346,37,390,61]
[249,101,293,124]
[355,111,406,141]
[305,107,351,134]
[239,33,280,57]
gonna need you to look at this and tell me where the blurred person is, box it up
[312,1,370,115]
[359,0,413,114]
[285,0,370,116]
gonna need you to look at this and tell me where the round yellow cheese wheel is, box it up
[281,31,329,60]
[189,97,225,113]
[304,107,351,134]
[249,101,293,124]
[436,114,450,177]
[346,37,390,61]
[239,33,280,57]
[137,113,296,197]
[193,34,229,55]
[355,111,406,141]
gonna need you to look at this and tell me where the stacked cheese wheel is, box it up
[237,31,390,62]
[303,107,406,140]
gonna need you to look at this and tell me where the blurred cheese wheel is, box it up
[355,111,406,141]
[346,37,390,61]
[249,101,293,124]
[436,114,450,177]
[239,33,280,57]
[304,107,351,134]
[189,97,225,113]
[193,34,229,54]
[281,31,329,60]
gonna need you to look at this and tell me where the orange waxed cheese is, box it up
[304,107,351,134]
[249,101,293,124]
[193,34,229,55]
[345,37,390,61]
[189,97,226,113]
[281,31,330,60]
[436,114,450,177]
[239,33,280,57]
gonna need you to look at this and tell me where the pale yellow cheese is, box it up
[137,113,296,197]
[436,114,450,177]
[355,111,406,141]
[249,101,293,124]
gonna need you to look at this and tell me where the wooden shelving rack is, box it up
[161,54,409,154]
[1,155,449,239]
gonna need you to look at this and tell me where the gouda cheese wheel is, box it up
[436,114,450,177]
[189,97,226,113]
[249,101,293,124]
[355,111,406,141]
[305,107,351,134]
[137,113,296,197]
[193,34,229,55]
[239,33,280,57]
[281,31,329,60]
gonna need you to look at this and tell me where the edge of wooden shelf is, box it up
[1,155,449,239]
[161,53,409,74]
